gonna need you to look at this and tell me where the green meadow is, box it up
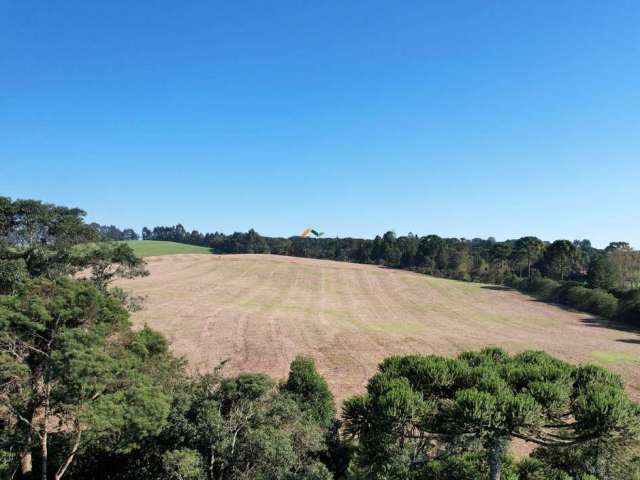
[121,240,213,257]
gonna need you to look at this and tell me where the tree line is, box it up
[142,225,640,326]
[1,197,640,479]
[91,223,139,241]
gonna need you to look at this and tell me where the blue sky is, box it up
[1,1,639,247]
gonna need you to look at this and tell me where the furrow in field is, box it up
[117,254,640,402]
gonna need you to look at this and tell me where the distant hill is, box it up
[122,240,213,257]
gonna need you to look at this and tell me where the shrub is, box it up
[0,258,28,294]
[521,278,561,301]
[557,286,618,318]
[503,274,525,289]
[511,280,619,319]
[581,288,619,318]
[616,289,640,327]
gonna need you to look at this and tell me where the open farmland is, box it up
[117,254,640,402]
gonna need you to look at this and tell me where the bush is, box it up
[510,279,619,319]
[503,274,525,289]
[557,286,618,318]
[581,288,618,318]
[520,278,561,301]
[616,289,640,327]
[0,259,28,294]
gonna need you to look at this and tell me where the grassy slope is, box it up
[122,240,212,257]
[116,254,640,402]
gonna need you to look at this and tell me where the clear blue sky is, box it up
[2,1,639,247]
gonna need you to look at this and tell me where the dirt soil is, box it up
[117,254,640,404]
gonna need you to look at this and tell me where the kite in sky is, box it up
[300,228,324,238]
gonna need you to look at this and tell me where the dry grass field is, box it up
[117,254,640,403]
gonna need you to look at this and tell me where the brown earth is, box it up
[117,254,640,404]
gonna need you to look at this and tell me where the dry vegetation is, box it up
[117,254,640,402]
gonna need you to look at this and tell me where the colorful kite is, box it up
[300,228,324,238]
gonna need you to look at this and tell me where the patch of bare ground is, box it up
[117,254,640,405]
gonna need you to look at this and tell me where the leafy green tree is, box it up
[109,369,334,480]
[78,242,148,291]
[380,231,401,267]
[370,236,385,265]
[543,240,577,281]
[415,235,443,273]
[0,278,178,480]
[606,247,640,290]
[162,449,206,480]
[0,197,146,289]
[605,242,631,252]
[513,237,545,279]
[587,256,617,290]
[397,235,419,269]
[533,435,640,480]
[485,243,513,283]
[121,229,139,241]
[282,355,336,428]
[0,198,98,280]
[343,348,640,480]
[615,289,640,326]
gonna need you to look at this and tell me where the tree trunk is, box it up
[488,437,508,480]
[20,449,33,478]
[54,429,81,480]
[209,448,215,480]
[21,411,37,478]
[41,392,50,480]
[41,430,47,480]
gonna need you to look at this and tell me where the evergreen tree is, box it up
[343,348,640,480]
[283,355,336,428]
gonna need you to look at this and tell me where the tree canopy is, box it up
[343,348,640,480]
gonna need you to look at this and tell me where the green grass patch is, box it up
[121,241,213,257]
[591,351,639,365]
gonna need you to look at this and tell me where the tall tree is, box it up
[543,240,577,281]
[343,348,640,480]
[282,355,336,428]
[0,279,177,479]
[513,236,545,279]
[607,247,640,290]
[121,229,138,241]
[0,198,146,286]
[587,255,617,290]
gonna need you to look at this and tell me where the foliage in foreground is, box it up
[75,369,335,480]
[0,278,179,479]
[2,197,640,479]
[342,348,640,480]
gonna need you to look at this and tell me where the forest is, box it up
[2,198,639,480]
[140,224,640,326]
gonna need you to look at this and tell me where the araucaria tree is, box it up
[343,347,640,480]
[513,236,544,279]
[543,240,577,281]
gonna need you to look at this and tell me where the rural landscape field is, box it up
[119,252,640,402]
[5,2,640,478]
